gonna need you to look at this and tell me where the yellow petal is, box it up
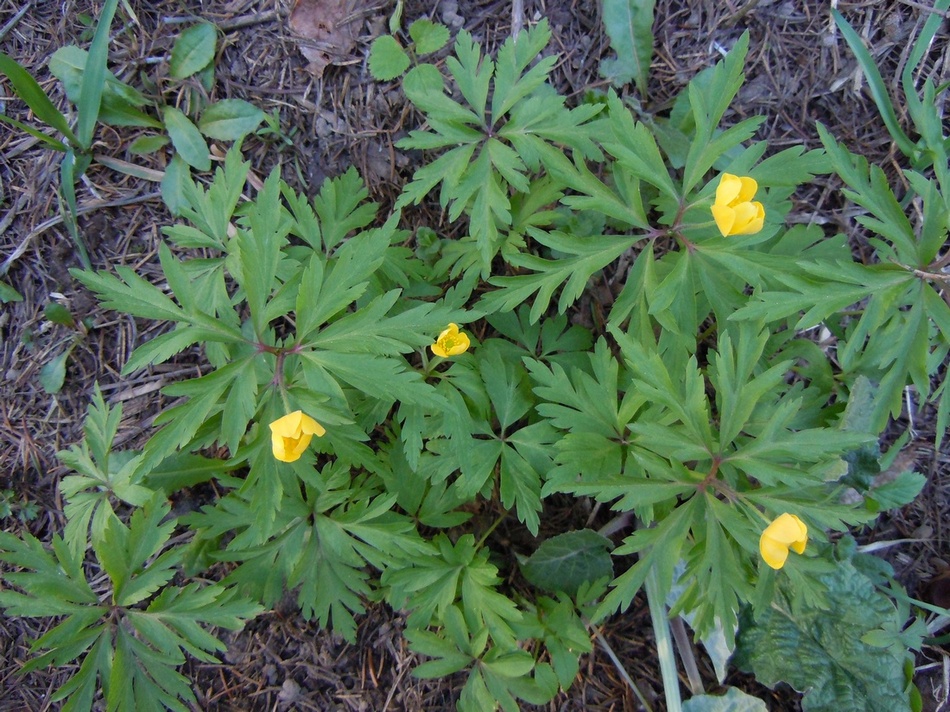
[431,323,470,358]
[711,204,735,237]
[765,513,808,546]
[715,173,742,206]
[759,513,808,569]
[733,202,765,236]
[736,176,758,203]
[731,202,759,233]
[269,411,324,462]
[270,410,301,437]
[298,412,326,437]
[446,332,470,355]
[760,534,790,570]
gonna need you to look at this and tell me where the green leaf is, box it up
[490,20,555,120]
[45,302,75,327]
[309,166,377,251]
[369,35,410,81]
[734,560,910,712]
[0,52,80,146]
[409,20,450,55]
[163,106,211,171]
[499,445,542,536]
[144,452,232,493]
[198,99,264,140]
[683,687,769,712]
[169,22,217,79]
[160,154,189,216]
[521,529,613,596]
[481,228,640,322]
[40,349,71,394]
[235,167,285,335]
[866,471,927,513]
[48,46,160,129]
[599,0,656,94]
[128,134,170,154]
[0,280,23,303]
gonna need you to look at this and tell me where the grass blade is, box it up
[832,9,916,158]
[0,52,80,146]
[0,113,68,151]
[901,0,950,89]
[76,0,120,149]
[60,151,92,268]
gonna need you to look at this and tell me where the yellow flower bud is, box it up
[269,410,325,463]
[430,323,471,358]
[711,173,765,236]
[759,513,808,570]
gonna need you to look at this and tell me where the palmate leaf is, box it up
[92,495,181,607]
[527,338,640,438]
[210,463,422,642]
[513,593,592,689]
[481,228,640,322]
[0,532,99,614]
[490,21,555,118]
[1,495,260,712]
[818,123,918,262]
[136,355,255,475]
[281,166,379,253]
[501,95,604,177]
[234,167,286,336]
[408,605,557,712]
[384,534,522,643]
[681,32,751,193]
[164,147,249,249]
[396,21,601,276]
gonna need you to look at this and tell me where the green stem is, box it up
[475,511,507,549]
[646,564,682,712]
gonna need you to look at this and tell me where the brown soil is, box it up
[1,0,949,710]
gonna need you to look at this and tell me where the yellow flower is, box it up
[711,173,765,236]
[430,323,470,358]
[269,410,325,463]
[759,513,808,570]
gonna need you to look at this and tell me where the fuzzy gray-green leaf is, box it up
[522,529,613,596]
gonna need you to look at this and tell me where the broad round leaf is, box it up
[40,350,70,394]
[198,99,265,140]
[521,529,613,596]
[163,107,210,171]
[128,134,170,155]
[169,23,217,79]
[369,36,410,81]
[409,20,450,56]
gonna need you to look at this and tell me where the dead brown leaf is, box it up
[288,0,363,76]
